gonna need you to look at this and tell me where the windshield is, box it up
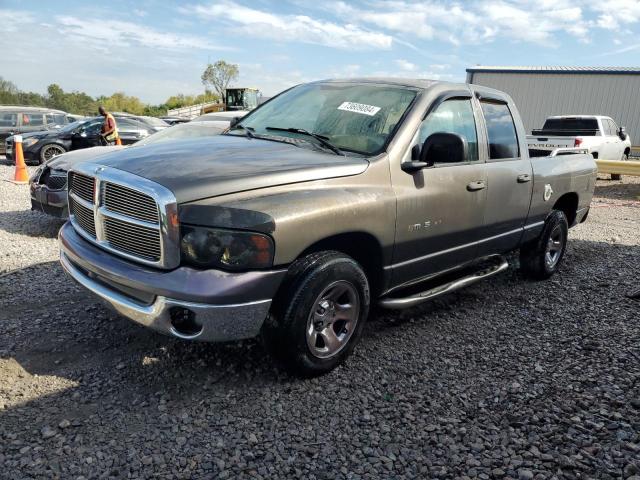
[135,123,225,146]
[59,119,93,133]
[233,82,418,155]
[143,117,169,127]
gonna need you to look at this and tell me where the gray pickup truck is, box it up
[59,79,597,376]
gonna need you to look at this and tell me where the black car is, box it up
[30,121,227,217]
[6,115,155,164]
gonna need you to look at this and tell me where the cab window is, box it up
[418,99,478,162]
[480,101,519,160]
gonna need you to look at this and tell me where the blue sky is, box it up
[1,0,639,104]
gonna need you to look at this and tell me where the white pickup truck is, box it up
[527,115,632,162]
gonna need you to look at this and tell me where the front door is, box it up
[603,118,624,160]
[476,98,533,256]
[390,96,488,288]
[72,120,102,150]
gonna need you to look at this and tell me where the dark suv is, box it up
[0,106,69,155]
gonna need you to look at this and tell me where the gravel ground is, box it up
[0,163,639,479]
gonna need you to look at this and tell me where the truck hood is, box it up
[90,135,369,203]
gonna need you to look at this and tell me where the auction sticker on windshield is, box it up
[338,102,381,116]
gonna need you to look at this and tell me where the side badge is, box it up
[543,184,554,202]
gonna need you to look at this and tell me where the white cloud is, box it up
[329,0,592,46]
[0,9,36,32]
[184,1,393,50]
[588,0,640,29]
[395,59,418,71]
[55,15,229,52]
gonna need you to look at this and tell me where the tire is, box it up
[520,210,569,280]
[39,144,66,164]
[611,153,628,181]
[262,251,370,377]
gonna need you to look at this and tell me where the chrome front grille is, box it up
[69,197,96,237]
[104,217,161,261]
[103,182,159,223]
[67,165,180,269]
[69,172,95,203]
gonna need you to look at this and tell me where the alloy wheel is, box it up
[306,280,360,359]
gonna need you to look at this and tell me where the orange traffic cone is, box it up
[12,135,29,184]
[116,137,122,146]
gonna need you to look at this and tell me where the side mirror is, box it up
[229,116,241,128]
[401,132,468,173]
[618,126,627,140]
[421,132,467,165]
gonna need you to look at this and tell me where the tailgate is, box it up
[526,135,575,151]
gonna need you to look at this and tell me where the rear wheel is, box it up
[262,251,370,377]
[39,144,66,164]
[520,210,568,280]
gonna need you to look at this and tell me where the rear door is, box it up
[19,113,46,135]
[390,93,488,286]
[476,94,533,256]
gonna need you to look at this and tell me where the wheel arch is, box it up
[624,146,631,156]
[552,192,579,226]
[297,231,386,296]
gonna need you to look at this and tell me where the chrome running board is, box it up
[379,256,509,310]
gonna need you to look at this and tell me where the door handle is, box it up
[466,180,486,191]
[517,173,531,183]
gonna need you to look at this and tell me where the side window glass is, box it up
[22,113,44,127]
[607,120,616,136]
[0,113,17,127]
[480,101,519,159]
[85,121,102,134]
[418,99,478,161]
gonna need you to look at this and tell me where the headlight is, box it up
[180,226,274,270]
[23,138,39,148]
[29,166,44,183]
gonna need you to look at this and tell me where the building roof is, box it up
[466,66,640,75]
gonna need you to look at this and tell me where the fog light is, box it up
[169,307,202,337]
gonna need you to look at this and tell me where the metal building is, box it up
[466,66,640,146]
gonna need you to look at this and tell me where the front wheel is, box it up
[39,144,66,164]
[520,210,568,280]
[262,251,370,377]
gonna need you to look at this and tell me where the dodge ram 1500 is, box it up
[59,79,597,376]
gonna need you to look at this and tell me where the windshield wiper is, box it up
[229,124,255,138]
[265,127,344,155]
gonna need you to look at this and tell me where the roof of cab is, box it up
[0,105,66,113]
[313,78,444,89]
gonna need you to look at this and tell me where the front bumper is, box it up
[59,222,287,342]
[30,182,68,218]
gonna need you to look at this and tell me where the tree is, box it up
[201,60,239,99]
[97,92,145,115]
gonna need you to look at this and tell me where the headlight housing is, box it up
[23,138,39,148]
[29,165,45,183]
[180,226,274,271]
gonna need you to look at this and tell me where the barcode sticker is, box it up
[337,102,381,116]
